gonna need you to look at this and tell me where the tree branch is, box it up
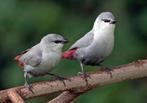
[48,91,78,103]
[0,60,147,103]
[7,89,24,103]
[48,86,95,103]
[49,60,147,103]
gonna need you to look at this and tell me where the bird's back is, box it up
[62,30,93,59]
[70,30,94,49]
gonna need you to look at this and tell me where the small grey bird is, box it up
[62,12,116,80]
[15,34,68,88]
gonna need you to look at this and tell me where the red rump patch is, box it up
[62,48,77,60]
[14,55,21,61]
[14,55,24,67]
[14,49,30,68]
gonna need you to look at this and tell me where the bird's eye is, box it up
[102,19,110,23]
[53,40,62,44]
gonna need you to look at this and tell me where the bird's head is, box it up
[41,34,68,52]
[93,12,116,31]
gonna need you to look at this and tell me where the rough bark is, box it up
[7,89,24,103]
[0,60,147,103]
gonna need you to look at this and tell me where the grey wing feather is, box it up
[70,30,94,49]
[20,44,42,67]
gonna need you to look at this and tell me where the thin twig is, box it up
[0,60,147,103]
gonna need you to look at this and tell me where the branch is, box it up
[48,91,78,103]
[48,86,94,103]
[7,89,24,103]
[48,60,147,103]
[0,60,147,103]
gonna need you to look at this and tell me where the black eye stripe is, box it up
[54,40,62,43]
[102,19,110,23]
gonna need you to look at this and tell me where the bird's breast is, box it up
[92,34,114,58]
[41,52,61,68]
[29,52,61,76]
[75,29,114,65]
[93,27,114,56]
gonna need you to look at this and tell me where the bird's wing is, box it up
[15,44,42,67]
[70,30,94,49]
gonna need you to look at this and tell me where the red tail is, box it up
[14,55,24,67]
[62,48,77,60]
[14,55,21,62]
[14,49,30,68]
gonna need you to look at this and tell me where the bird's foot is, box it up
[100,66,113,78]
[55,76,70,86]
[78,72,90,86]
[78,72,90,78]
[24,83,34,93]
[47,73,71,86]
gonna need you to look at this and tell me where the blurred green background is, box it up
[0,0,147,103]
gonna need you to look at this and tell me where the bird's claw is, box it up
[100,66,113,78]
[55,76,70,86]
[24,83,34,93]
[47,73,71,86]
[78,72,90,78]
[78,72,90,86]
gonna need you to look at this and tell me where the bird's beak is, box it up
[110,20,116,24]
[62,39,68,44]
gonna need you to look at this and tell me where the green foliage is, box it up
[0,0,147,103]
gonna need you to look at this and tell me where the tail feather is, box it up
[14,55,24,67]
[62,49,77,60]
[14,55,21,61]
[14,49,30,68]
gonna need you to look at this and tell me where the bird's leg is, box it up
[78,61,86,75]
[78,62,89,86]
[47,73,69,86]
[24,71,29,87]
[24,71,34,93]
[99,64,113,78]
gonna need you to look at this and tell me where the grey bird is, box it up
[62,12,116,82]
[15,34,68,88]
